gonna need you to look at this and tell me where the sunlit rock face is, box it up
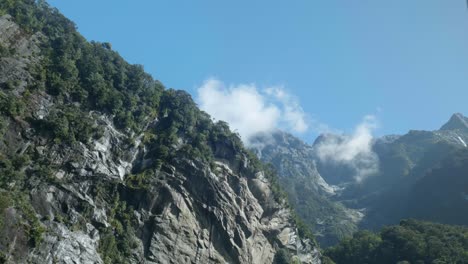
[0,7,321,263]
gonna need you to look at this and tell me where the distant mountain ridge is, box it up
[250,131,361,247]
[440,112,468,131]
[252,113,468,247]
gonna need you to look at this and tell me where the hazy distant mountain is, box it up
[252,113,468,247]
[405,149,468,225]
[353,113,468,229]
[250,131,361,247]
[440,112,468,131]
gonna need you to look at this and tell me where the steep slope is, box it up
[404,149,468,225]
[317,113,468,230]
[0,1,320,263]
[344,115,468,229]
[250,131,362,247]
[440,112,468,132]
[251,113,468,248]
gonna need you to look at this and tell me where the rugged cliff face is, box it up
[0,2,320,263]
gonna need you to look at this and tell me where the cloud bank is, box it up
[197,78,308,144]
[315,115,379,182]
[197,78,379,182]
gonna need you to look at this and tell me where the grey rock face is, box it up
[22,124,321,263]
[59,114,137,181]
[120,156,320,264]
[29,223,103,264]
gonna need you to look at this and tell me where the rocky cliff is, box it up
[0,1,320,263]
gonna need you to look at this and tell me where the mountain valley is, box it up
[0,1,467,263]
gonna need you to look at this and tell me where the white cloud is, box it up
[197,77,380,182]
[196,78,308,144]
[315,115,379,182]
[265,87,309,133]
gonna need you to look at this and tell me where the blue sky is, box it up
[48,0,468,143]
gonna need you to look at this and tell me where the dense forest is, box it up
[324,220,468,264]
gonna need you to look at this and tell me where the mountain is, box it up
[440,112,468,132]
[0,1,320,263]
[252,114,468,248]
[405,149,468,225]
[250,131,361,247]
[347,114,468,229]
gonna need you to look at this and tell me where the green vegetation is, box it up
[0,93,25,117]
[273,249,292,264]
[17,194,46,247]
[325,219,468,264]
[0,191,45,248]
[99,196,138,264]
[0,0,163,134]
[0,153,30,190]
[125,170,154,190]
[273,249,301,264]
[0,0,165,257]
[405,149,468,225]
[31,106,102,144]
[0,192,12,231]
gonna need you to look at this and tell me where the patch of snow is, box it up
[457,136,467,147]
